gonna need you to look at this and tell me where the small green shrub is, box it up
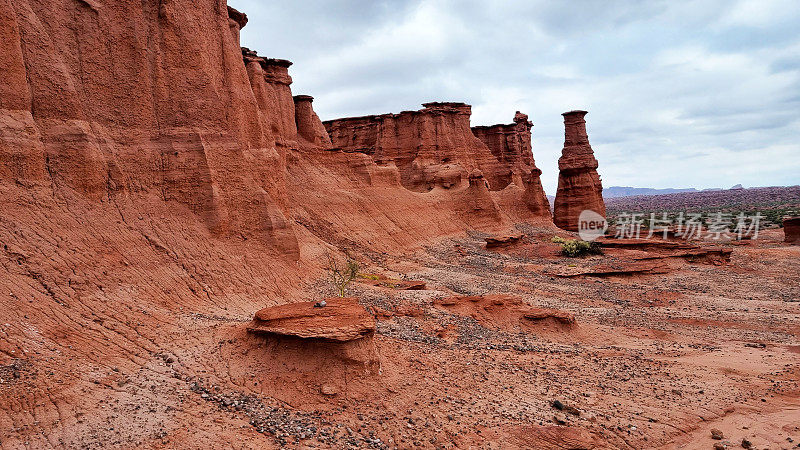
[551,236,603,257]
[327,252,360,297]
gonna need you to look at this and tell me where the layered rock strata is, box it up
[471,111,535,188]
[472,112,550,217]
[0,1,300,254]
[324,102,510,192]
[248,297,375,341]
[553,110,606,231]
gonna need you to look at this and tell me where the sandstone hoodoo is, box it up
[472,112,551,216]
[248,298,375,342]
[293,95,333,147]
[471,112,537,187]
[784,217,800,244]
[553,110,606,231]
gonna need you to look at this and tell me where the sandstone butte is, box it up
[7,2,798,449]
[553,110,606,231]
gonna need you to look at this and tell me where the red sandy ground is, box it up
[2,216,798,449]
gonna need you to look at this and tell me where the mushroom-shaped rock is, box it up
[784,217,800,244]
[293,95,333,147]
[248,298,375,342]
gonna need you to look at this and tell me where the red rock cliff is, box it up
[472,112,550,217]
[324,102,510,192]
[0,1,300,254]
[553,110,605,231]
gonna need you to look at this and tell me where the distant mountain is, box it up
[603,186,698,198]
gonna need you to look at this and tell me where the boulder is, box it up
[485,233,525,248]
[553,110,606,231]
[248,298,375,342]
[784,217,800,244]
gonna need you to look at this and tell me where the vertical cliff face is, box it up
[293,95,332,147]
[471,111,532,188]
[324,102,510,192]
[0,1,300,254]
[472,111,550,217]
[553,110,605,231]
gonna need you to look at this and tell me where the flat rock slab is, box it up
[485,233,525,248]
[546,260,670,277]
[597,238,695,250]
[356,274,426,290]
[434,294,577,331]
[523,307,576,325]
[248,298,375,342]
[598,238,733,265]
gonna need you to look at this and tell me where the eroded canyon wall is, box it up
[0,0,572,263]
[0,1,300,254]
[324,102,512,192]
[0,0,563,271]
[0,2,603,447]
[472,112,551,217]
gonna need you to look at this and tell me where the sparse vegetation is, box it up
[326,252,360,297]
[552,236,603,257]
[605,186,800,229]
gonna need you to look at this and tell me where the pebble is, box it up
[320,384,338,396]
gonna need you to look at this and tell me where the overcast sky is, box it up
[231,0,800,194]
